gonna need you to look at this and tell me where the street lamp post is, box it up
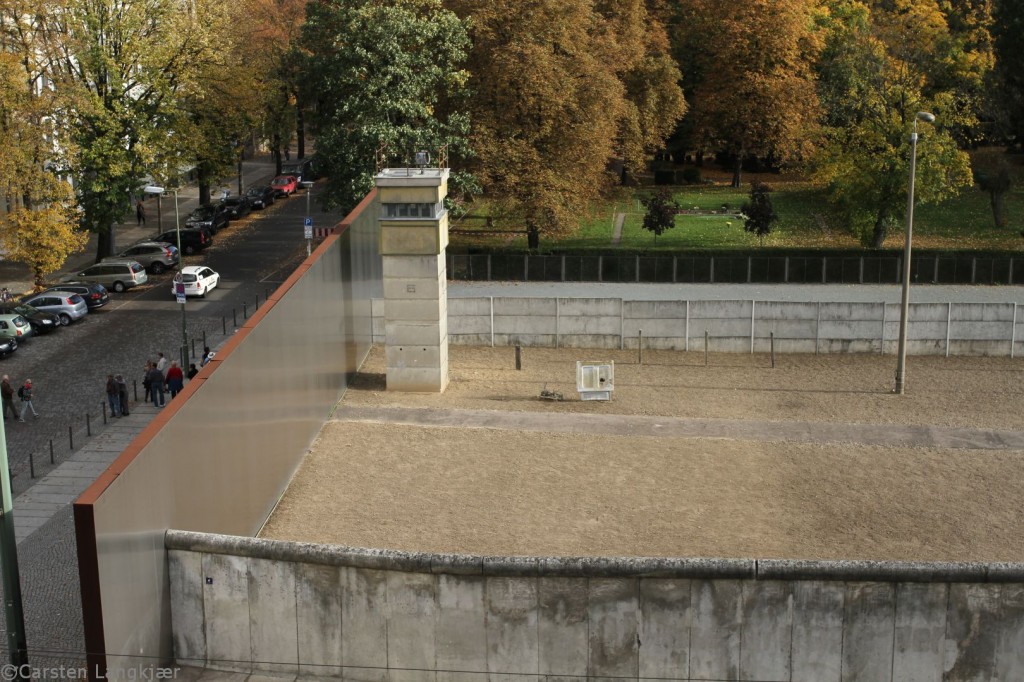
[894,111,935,395]
[302,181,314,256]
[144,185,187,368]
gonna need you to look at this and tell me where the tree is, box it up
[595,0,687,184]
[741,182,777,245]
[992,0,1024,147]
[972,150,1012,228]
[445,0,624,239]
[302,0,471,213]
[812,0,976,246]
[0,18,86,286]
[642,188,679,239]
[39,0,229,261]
[677,0,824,187]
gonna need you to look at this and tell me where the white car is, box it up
[172,266,220,298]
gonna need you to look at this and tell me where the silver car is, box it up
[65,260,148,292]
[106,242,179,274]
[20,291,89,326]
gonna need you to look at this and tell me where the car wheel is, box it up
[151,262,165,275]
[199,287,206,298]
[113,281,126,293]
[184,245,196,255]
[59,313,72,326]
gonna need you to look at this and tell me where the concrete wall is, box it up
[371,297,1024,356]
[166,531,1024,681]
[74,192,383,679]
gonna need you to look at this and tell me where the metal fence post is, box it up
[49,440,54,465]
[86,413,91,436]
[29,453,34,479]
[68,426,73,451]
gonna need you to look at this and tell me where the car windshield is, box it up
[190,207,215,219]
[272,177,289,185]
[131,263,145,274]
[246,187,265,196]
[12,305,34,316]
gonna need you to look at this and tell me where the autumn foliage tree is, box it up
[742,182,777,245]
[0,16,85,287]
[642,188,679,239]
[679,0,823,187]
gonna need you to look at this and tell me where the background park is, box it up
[1,0,1023,280]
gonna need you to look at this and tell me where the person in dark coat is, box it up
[115,374,129,416]
[187,363,199,380]
[106,374,121,417]
[146,364,165,408]
[1,375,17,421]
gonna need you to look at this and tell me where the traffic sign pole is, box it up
[304,217,313,256]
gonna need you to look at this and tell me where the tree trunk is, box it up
[198,165,211,206]
[526,221,540,250]
[870,208,890,248]
[696,149,704,167]
[96,225,114,262]
[297,106,306,160]
[731,154,742,188]
[990,190,1007,228]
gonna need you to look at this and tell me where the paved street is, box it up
[0,156,346,668]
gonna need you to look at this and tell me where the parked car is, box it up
[63,261,148,293]
[245,185,276,209]
[20,291,89,325]
[45,282,109,309]
[221,195,252,220]
[270,175,298,198]
[185,203,230,233]
[0,314,31,342]
[0,303,60,335]
[152,228,212,256]
[106,242,179,274]
[280,157,317,183]
[0,337,16,359]
[172,266,220,298]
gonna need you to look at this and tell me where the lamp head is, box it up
[916,111,935,123]
[143,185,164,194]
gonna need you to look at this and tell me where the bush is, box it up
[654,170,675,186]
[681,167,702,184]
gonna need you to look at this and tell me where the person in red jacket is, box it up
[165,361,185,399]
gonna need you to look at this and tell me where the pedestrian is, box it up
[136,199,146,226]
[200,346,213,367]
[187,363,199,380]
[0,375,17,421]
[18,379,38,421]
[156,352,168,374]
[165,361,184,398]
[146,363,165,408]
[115,373,129,416]
[142,361,153,403]
[220,188,229,201]
[106,374,121,417]
[284,147,290,161]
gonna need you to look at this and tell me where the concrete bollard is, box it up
[771,331,776,368]
[638,329,643,365]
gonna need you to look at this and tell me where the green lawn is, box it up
[450,176,1024,252]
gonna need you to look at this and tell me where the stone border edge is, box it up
[164,530,1024,583]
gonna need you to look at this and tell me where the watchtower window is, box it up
[382,202,441,219]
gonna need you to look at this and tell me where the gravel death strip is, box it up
[260,345,1024,562]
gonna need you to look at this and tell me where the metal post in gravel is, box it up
[102,401,107,425]
[191,338,196,359]
[243,302,248,319]
[49,440,54,465]
[254,294,259,311]
[770,332,776,368]
[515,344,522,370]
[133,380,138,402]
[705,330,709,366]
[233,309,237,327]
[202,330,207,351]
[86,413,91,436]
[68,426,73,451]
[29,453,34,479]
[222,317,226,335]
[638,329,643,365]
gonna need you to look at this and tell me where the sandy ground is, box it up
[260,345,1024,562]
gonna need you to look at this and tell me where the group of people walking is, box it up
[1,375,38,422]
[3,347,213,428]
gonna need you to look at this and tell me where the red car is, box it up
[271,175,298,198]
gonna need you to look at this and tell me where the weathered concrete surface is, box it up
[166,533,1024,681]
[428,297,1024,356]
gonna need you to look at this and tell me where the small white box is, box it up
[576,361,614,401]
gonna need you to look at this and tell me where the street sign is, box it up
[175,281,186,305]
[304,217,313,227]
[304,216,313,240]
